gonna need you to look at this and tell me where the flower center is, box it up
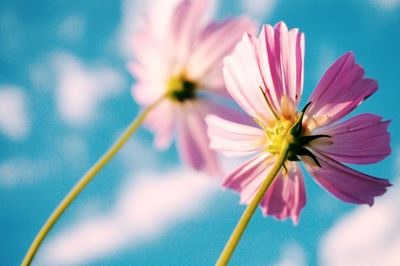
[266,118,295,155]
[167,74,197,103]
[261,101,331,167]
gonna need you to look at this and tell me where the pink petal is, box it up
[260,163,306,224]
[304,151,391,206]
[131,81,166,105]
[130,18,170,105]
[202,99,257,127]
[169,0,208,68]
[310,113,391,164]
[206,114,265,157]
[132,23,169,75]
[143,100,176,150]
[131,11,173,78]
[188,16,257,91]
[222,153,272,203]
[306,52,378,127]
[223,33,275,123]
[176,101,220,176]
[257,22,305,112]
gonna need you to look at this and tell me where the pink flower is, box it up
[129,0,256,175]
[206,22,391,223]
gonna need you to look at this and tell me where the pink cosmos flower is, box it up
[206,22,391,223]
[129,0,256,175]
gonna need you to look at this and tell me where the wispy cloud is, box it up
[53,52,126,126]
[0,134,89,189]
[37,169,218,265]
[0,86,30,140]
[311,44,337,87]
[58,14,86,42]
[272,242,307,266]
[58,134,89,169]
[319,152,400,266]
[241,0,279,20]
[0,10,23,57]
[370,0,400,11]
[0,158,48,188]
[118,138,162,170]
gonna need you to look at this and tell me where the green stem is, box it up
[21,96,165,266]
[216,144,290,266]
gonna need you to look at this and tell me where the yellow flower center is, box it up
[256,97,331,167]
[167,74,197,103]
[265,118,295,155]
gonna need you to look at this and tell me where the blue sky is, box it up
[1,0,400,265]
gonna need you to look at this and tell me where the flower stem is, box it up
[216,144,290,266]
[21,96,165,266]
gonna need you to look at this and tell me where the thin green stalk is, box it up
[216,143,290,266]
[22,96,165,266]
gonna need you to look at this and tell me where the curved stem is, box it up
[22,96,166,266]
[216,144,290,266]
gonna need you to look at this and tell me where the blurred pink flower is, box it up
[129,0,256,175]
[206,22,391,223]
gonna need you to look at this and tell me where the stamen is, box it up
[253,116,268,132]
[258,86,279,121]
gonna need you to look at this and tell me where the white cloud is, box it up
[370,0,400,10]
[37,169,218,266]
[0,158,47,188]
[53,53,126,126]
[241,0,279,20]
[0,86,30,140]
[319,153,400,266]
[273,242,307,266]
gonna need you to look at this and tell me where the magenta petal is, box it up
[188,16,257,91]
[311,113,391,164]
[260,163,306,224]
[257,22,305,111]
[304,151,391,206]
[306,52,378,127]
[206,114,265,157]
[222,153,272,204]
[176,102,220,176]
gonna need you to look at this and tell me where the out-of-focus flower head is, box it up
[207,22,391,223]
[129,0,257,175]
